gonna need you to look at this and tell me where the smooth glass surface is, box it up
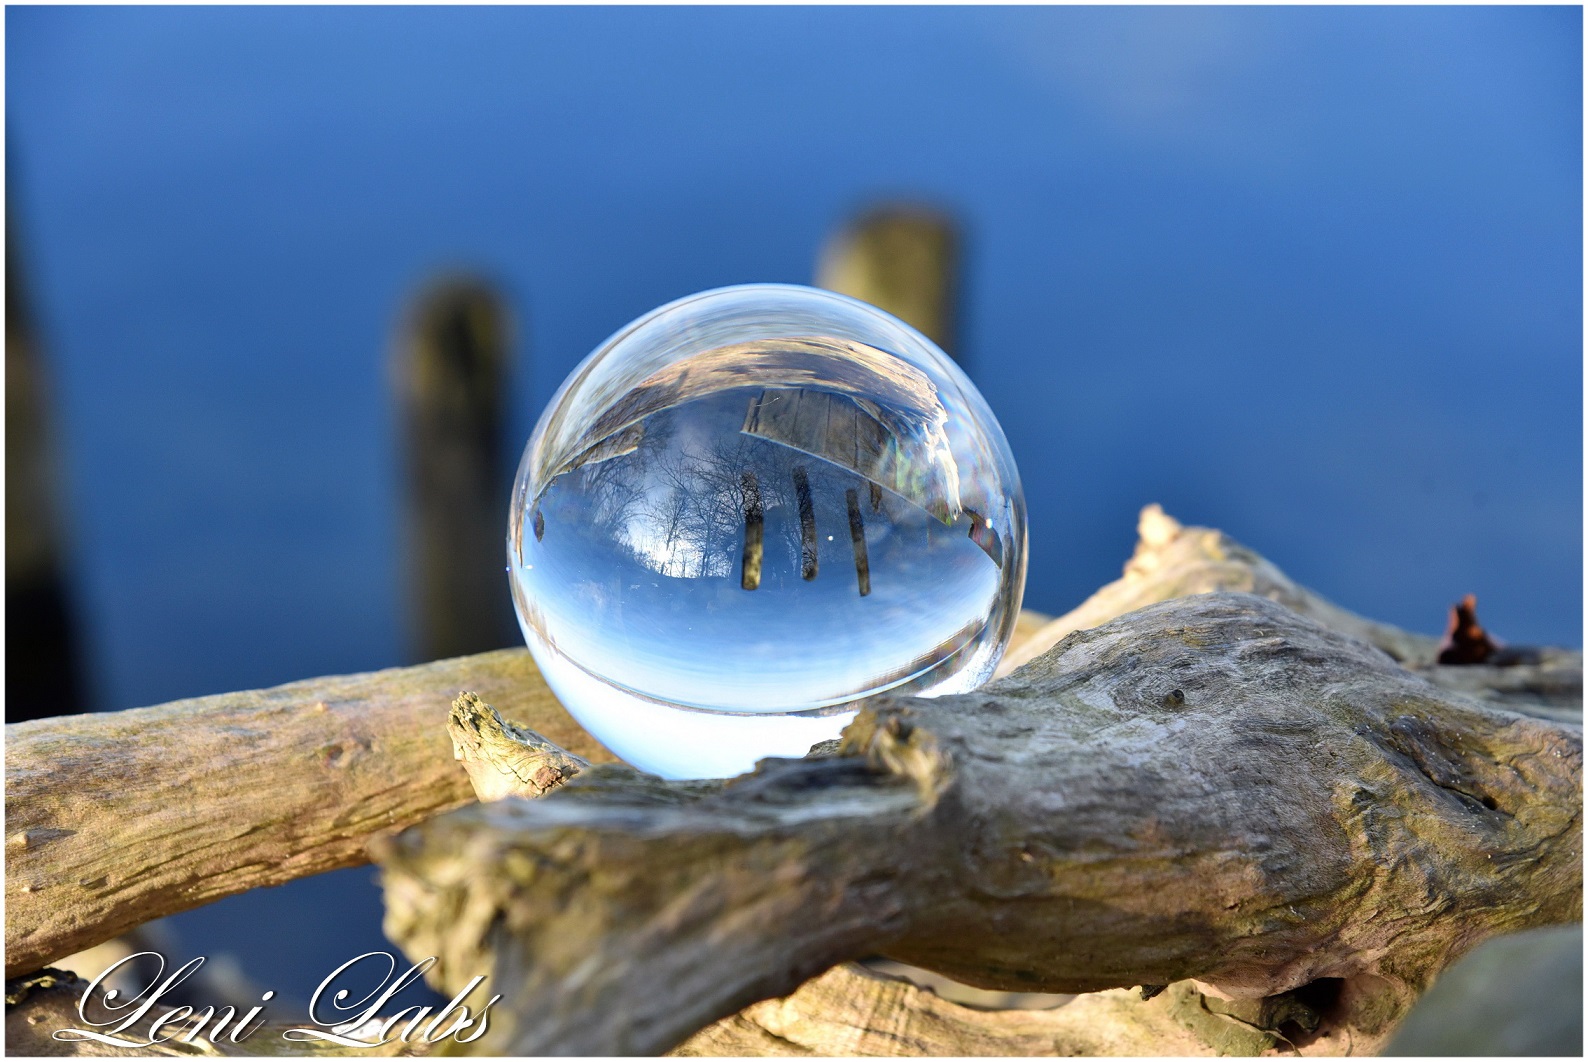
[509,284,1025,778]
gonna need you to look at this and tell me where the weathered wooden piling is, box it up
[394,275,520,662]
[5,209,88,723]
[817,205,960,358]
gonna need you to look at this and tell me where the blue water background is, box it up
[8,5,1581,1007]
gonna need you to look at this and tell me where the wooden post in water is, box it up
[395,276,520,662]
[816,205,960,359]
[5,208,89,722]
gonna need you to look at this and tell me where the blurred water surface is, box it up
[6,4,1581,1005]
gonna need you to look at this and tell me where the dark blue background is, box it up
[8,5,1581,1006]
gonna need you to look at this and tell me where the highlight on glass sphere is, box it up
[508,283,1026,779]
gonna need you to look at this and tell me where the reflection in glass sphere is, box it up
[508,284,1026,779]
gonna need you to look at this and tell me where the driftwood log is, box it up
[1003,506,1581,721]
[3,650,608,979]
[8,506,1580,1057]
[371,588,1581,1055]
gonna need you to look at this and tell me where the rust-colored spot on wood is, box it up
[1438,594,1496,665]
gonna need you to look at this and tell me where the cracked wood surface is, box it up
[670,962,1205,1056]
[370,591,1582,1055]
[431,699,1364,1057]
[670,963,1401,1057]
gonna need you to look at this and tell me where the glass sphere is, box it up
[508,284,1026,779]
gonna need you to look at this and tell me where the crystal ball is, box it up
[508,284,1026,779]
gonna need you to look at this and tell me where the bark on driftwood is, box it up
[671,962,1207,1056]
[3,650,612,979]
[433,699,1353,1057]
[670,962,1380,1057]
[1002,505,1581,722]
[371,590,1582,1056]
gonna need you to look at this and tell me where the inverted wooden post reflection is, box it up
[740,470,764,591]
[846,488,871,597]
[793,465,818,581]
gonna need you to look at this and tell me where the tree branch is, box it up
[3,649,605,979]
[371,591,1582,1055]
[1001,506,1581,722]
